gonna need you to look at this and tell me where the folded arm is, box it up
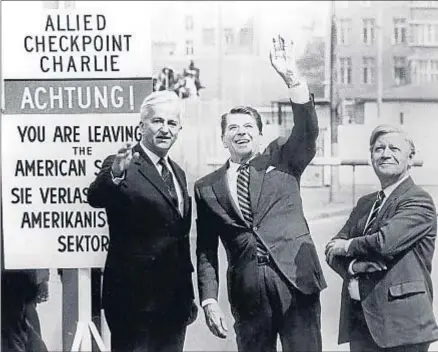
[326,203,364,280]
[347,194,436,259]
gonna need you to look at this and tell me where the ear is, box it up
[222,136,228,149]
[407,151,415,167]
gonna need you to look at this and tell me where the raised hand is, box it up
[111,143,139,177]
[270,35,300,87]
[203,301,228,339]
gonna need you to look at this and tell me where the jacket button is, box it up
[253,226,258,231]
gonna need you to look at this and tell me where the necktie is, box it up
[158,158,178,207]
[237,163,253,225]
[363,190,385,236]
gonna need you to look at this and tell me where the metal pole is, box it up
[329,0,338,202]
[352,165,356,207]
[376,2,383,118]
[217,3,223,101]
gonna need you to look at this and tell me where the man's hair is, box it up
[369,124,416,155]
[220,106,263,138]
[139,90,181,120]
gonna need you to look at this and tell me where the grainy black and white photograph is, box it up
[2,1,438,351]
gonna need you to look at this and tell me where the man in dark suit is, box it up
[1,269,48,352]
[195,36,327,352]
[87,90,197,352]
[325,125,438,352]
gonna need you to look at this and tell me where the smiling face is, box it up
[371,132,414,188]
[222,113,262,163]
[140,102,182,157]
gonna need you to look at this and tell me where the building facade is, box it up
[334,0,438,109]
[149,2,328,107]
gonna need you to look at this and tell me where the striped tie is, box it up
[237,163,253,225]
[363,190,385,236]
[158,158,178,207]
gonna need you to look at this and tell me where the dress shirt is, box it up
[111,142,184,215]
[201,81,309,308]
[348,173,410,301]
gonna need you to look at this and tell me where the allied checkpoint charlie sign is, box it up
[2,1,152,269]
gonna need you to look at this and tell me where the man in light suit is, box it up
[325,125,438,352]
[87,90,197,352]
[195,37,327,352]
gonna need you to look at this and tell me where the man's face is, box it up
[140,103,182,157]
[222,113,261,163]
[371,132,413,185]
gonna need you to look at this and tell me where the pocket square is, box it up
[266,166,276,173]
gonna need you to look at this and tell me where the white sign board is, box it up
[2,1,153,269]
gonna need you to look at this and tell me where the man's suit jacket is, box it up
[195,98,327,319]
[329,177,438,348]
[87,144,195,325]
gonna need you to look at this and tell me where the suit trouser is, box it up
[349,301,430,352]
[234,262,322,352]
[105,310,187,352]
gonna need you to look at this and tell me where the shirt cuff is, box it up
[348,259,358,276]
[201,298,218,308]
[288,81,310,104]
[111,171,125,185]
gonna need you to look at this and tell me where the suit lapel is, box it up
[357,194,378,236]
[212,162,246,225]
[133,144,180,216]
[249,154,269,218]
[374,177,414,226]
[168,158,190,218]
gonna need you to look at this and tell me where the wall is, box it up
[338,100,438,186]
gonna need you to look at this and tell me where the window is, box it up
[338,57,352,84]
[239,26,253,47]
[224,28,234,45]
[411,59,429,83]
[410,1,438,7]
[342,100,356,124]
[362,57,375,84]
[185,15,194,31]
[337,18,352,45]
[393,56,407,85]
[363,18,375,45]
[152,42,177,56]
[202,28,215,46]
[185,40,194,55]
[431,60,438,81]
[43,1,59,9]
[393,18,407,44]
[63,1,75,9]
[410,23,438,45]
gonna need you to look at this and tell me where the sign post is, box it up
[2,2,153,350]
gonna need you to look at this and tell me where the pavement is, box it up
[36,183,438,351]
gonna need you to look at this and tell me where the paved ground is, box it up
[37,184,438,351]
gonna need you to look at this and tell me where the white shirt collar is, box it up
[382,174,410,199]
[140,142,168,166]
[227,155,257,171]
